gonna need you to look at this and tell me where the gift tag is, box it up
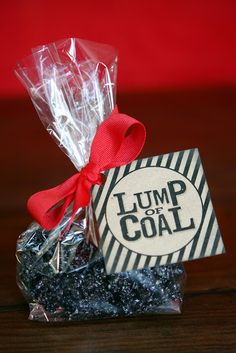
[92,148,225,274]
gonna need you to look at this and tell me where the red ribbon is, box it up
[27,106,146,235]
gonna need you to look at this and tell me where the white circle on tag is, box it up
[106,167,203,256]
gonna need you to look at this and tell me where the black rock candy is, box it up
[16,221,185,321]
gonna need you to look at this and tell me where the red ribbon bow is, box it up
[27,106,146,235]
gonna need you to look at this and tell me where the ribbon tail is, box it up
[58,177,93,239]
[27,173,81,230]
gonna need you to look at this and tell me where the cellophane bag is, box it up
[15,38,185,321]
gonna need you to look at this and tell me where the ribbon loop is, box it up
[27,106,146,235]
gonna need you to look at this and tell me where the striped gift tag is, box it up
[92,148,225,274]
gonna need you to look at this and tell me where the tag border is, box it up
[92,148,225,274]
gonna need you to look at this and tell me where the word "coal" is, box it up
[113,180,195,241]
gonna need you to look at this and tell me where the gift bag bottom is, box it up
[16,227,186,322]
[28,298,183,322]
[21,261,185,322]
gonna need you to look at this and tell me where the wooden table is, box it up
[0,87,235,352]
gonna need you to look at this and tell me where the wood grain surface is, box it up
[0,87,235,352]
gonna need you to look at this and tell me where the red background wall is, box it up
[1,0,236,96]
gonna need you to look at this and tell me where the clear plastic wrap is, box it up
[15,38,185,321]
